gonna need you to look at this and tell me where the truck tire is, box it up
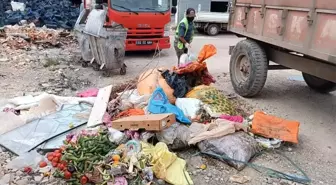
[230,39,268,97]
[302,73,336,93]
[207,24,219,36]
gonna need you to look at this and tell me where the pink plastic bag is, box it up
[76,88,99,97]
[219,115,244,123]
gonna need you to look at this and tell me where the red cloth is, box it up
[76,88,99,97]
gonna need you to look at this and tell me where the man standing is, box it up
[174,8,196,66]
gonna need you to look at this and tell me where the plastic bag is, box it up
[251,111,300,143]
[6,150,43,170]
[108,127,128,145]
[148,87,191,124]
[117,89,150,110]
[156,123,192,150]
[141,142,193,185]
[141,142,177,179]
[186,85,236,116]
[173,44,217,74]
[175,98,202,120]
[198,132,262,170]
[137,68,176,104]
[11,1,26,11]
[179,52,197,67]
[188,119,236,145]
[165,158,194,185]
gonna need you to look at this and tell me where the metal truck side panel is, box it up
[229,0,336,65]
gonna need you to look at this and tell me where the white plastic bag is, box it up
[6,150,43,170]
[117,89,150,110]
[108,128,127,144]
[175,98,202,120]
[179,50,197,66]
[11,1,26,11]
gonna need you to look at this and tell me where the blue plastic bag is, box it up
[148,87,191,124]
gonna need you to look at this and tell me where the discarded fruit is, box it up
[112,154,120,161]
[23,166,32,174]
[80,175,88,184]
[52,162,58,167]
[64,171,72,179]
[39,161,48,168]
[52,157,60,163]
[67,166,76,173]
[47,156,54,162]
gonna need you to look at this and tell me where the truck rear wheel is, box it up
[302,73,336,93]
[230,39,268,97]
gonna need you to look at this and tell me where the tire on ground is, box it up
[302,73,336,93]
[230,39,268,97]
[207,24,220,36]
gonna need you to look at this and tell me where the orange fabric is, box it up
[173,44,217,74]
[251,111,300,144]
[114,109,145,120]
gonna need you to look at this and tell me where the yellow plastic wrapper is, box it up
[141,142,194,185]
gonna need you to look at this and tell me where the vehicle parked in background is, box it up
[194,11,229,36]
[227,0,336,97]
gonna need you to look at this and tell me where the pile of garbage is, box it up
[1,0,80,29]
[0,23,76,50]
[0,44,309,185]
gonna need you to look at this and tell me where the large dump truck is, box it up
[228,0,336,97]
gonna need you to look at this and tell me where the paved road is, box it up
[119,33,336,184]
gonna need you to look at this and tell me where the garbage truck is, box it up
[82,0,177,51]
[228,0,336,97]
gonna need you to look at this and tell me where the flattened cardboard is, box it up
[112,113,176,131]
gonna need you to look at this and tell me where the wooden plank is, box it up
[87,85,112,128]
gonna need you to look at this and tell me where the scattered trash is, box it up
[251,111,300,143]
[0,40,310,185]
[1,24,75,50]
[229,175,251,184]
[255,137,282,149]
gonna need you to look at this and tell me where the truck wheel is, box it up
[302,73,336,93]
[230,39,268,97]
[207,24,219,36]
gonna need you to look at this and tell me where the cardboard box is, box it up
[111,113,176,131]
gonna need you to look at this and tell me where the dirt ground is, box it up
[0,33,335,185]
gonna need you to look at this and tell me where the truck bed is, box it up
[228,0,336,65]
[195,12,229,23]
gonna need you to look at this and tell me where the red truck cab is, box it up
[84,0,175,51]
